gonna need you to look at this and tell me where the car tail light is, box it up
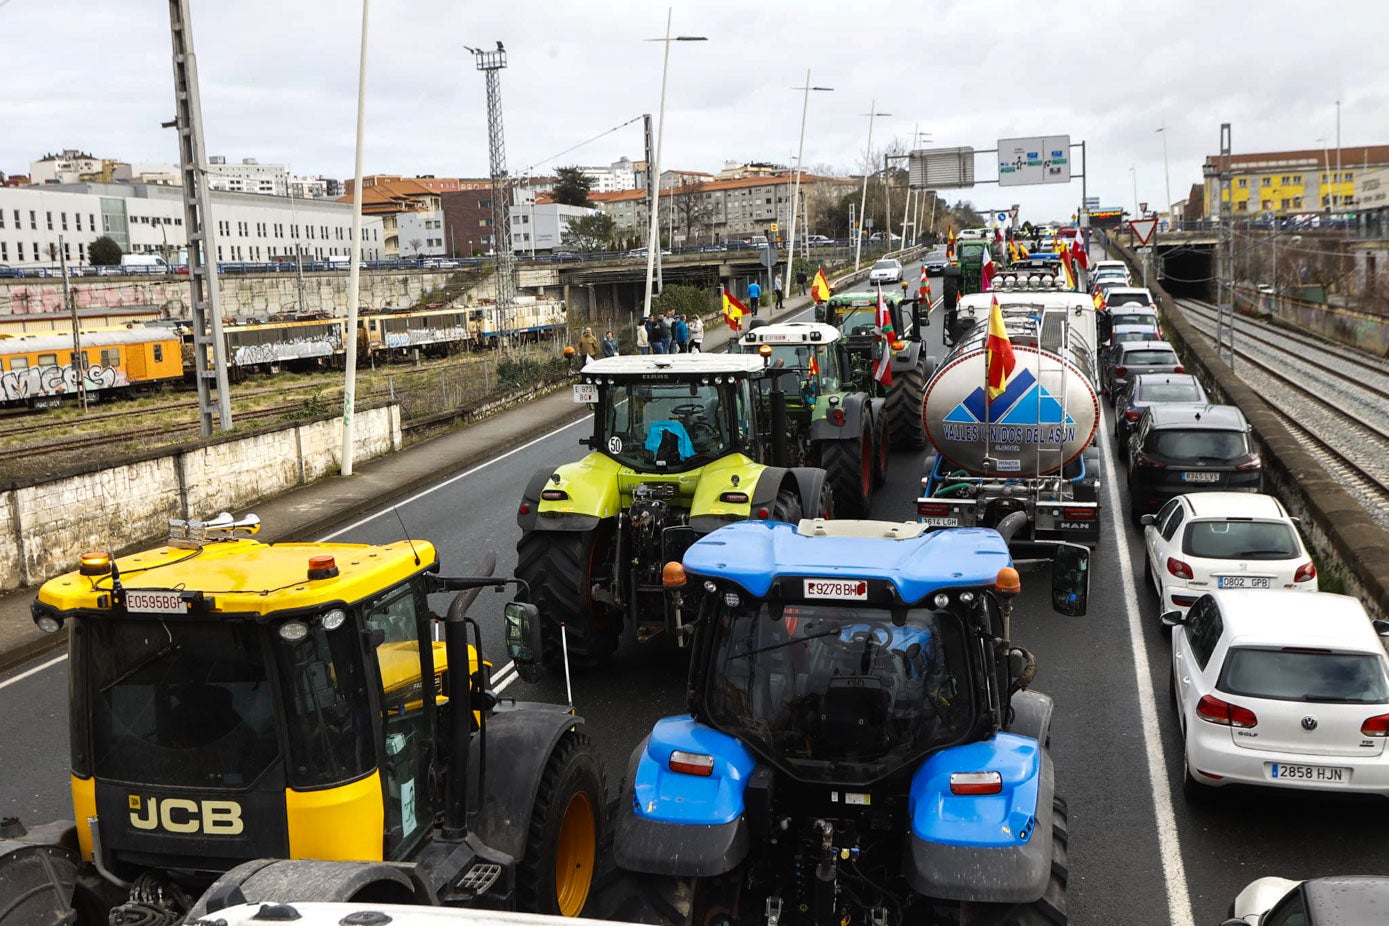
[1196,694,1257,728]
[1361,714,1389,737]
[1235,455,1262,471]
[540,489,569,501]
[830,408,846,426]
[1294,561,1317,583]
[719,492,749,504]
[1174,365,1185,374]
[1134,451,1166,470]
[1124,409,1142,422]
[949,771,1002,795]
[1062,507,1095,521]
[918,503,950,518]
[669,751,715,777]
[1114,365,1127,377]
[1167,557,1193,580]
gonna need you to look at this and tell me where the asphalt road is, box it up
[5,253,1387,925]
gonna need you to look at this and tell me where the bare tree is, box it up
[671,176,717,245]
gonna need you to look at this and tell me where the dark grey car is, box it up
[1113,373,1209,459]
[1105,340,1183,403]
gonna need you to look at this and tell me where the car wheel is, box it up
[1181,752,1214,805]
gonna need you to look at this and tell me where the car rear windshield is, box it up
[1122,349,1179,366]
[1108,294,1151,307]
[1111,313,1157,327]
[1149,428,1249,460]
[1221,648,1389,703]
[1138,382,1202,403]
[1184,520,1300,559]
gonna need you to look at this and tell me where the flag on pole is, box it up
[808,350,820,380]
[873,288,894,388]
[919,263,931,304]
[1018,242,1030,260]
[1092,289,1106,312]
[1069,229,1089,269]
[1007,239,1019,262]
[1059,250,1077,290]
[810,267,832,303]
[722,287,747,330]
[946,227,956,260]
[980,246,996,291]
[985,295,1015,401]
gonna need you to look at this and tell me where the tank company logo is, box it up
[128,794,245,835]
[941,366,1077,449]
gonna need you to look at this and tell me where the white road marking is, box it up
[0,653,67,691]
[1100,416,1195,926]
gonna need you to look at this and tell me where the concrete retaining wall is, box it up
[1124,240,1389,616]
[1242,288,1389,358]
[0,404,400,590]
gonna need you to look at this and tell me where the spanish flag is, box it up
[985,295,1015,401]
[946,227,956,259]
[1060,252,1077,290]
[810,267,832,303]
[1017,242,1030,259]
[722,287,747,330]
[1092,289,1106,312]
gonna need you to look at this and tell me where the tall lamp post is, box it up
[785,72,832,307]
[1157,126,1172,228]
[854,100,892,272]
[642,9,706,317]
[1129,165,1139,219]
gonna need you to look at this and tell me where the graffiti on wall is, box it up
[0,363,129,402]
[383,325,469,349]
[230,332,343,367]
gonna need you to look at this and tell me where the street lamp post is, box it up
[1129,165,1139,219]
[642,9,706,317]
[786,72,832,309]
[1157,126,1172,228]
[854,100,892,272]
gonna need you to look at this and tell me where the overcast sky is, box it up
[4,0,1386,224]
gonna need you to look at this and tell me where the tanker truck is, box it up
[918,282,1103,549]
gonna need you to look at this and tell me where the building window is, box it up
[16,242,22,261]
[0,243,6,260]
[78,243,84,260]
[100,348,120,368]
[61,212,68,230]
[1260,177,1271,187]
[1280,198,1289,209]
[1293,196,1303,208]
[1292,175,1302,184]
[30,210,37,229]
[90,214,96,229]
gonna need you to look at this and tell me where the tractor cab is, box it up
[737,323,843,411]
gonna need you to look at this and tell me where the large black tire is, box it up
[516,527,620,672]
[958,796,1069,925]
[518,731,608,918]
[819,426,872,518]
[886,359,928,449]
[770,484,803,523]
[872,413,891,488]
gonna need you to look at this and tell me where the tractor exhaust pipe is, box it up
[770,376,790,468]
[441,552,497,841]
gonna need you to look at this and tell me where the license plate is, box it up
[124,590,188,614]
[572,384,598,404]
[920,517,959,527]
[1218,576,1271,589]
[1268,763,1350,783]
[1180,471,1221,483]
[804,579,868,600]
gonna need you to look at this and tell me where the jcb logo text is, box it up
[128,795,244,835]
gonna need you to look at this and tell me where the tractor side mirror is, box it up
[1050,543,1090,616]
[504,601,544,684]
[914,301,930,329]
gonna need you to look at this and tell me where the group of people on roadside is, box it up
[577,326,619,362]
[635,312,703,355]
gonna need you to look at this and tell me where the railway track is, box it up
[1173,297,1389,532]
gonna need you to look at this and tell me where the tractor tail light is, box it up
[830,408,846,426]
[1196,694,1257,728]
[719,492,749,504]
[540,489,569,501]
[949,771,1002,795]
[669,751,715,777]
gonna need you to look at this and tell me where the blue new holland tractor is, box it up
[610,516,1090,925]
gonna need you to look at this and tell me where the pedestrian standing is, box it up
[655,314,673,354]
[672,314,689,353]
[578,326,600,361]
[636,316,650,355]
[747,280,762,316]
[795,268,808,296]
[601,329,619,357]
[774,273,785,311]
[686,313,704,352]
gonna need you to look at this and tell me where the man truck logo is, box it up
[128,795,245,835]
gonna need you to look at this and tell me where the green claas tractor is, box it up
[735,322,890,518]
[515,354,833,671]
[819,287,933,449]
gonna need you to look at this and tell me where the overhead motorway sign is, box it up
[909,146,975,190]
[1084,196,1100,209]
[998,136,1071,187]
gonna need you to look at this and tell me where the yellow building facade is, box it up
[1202,145,1389,219]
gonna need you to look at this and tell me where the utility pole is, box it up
[1214,123,1236,370]
[1335,99,1342,216]
[59,235,88,412]
[468,43,515,354]
[168,0,232,436]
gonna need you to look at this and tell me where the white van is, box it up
[120,255,169,273]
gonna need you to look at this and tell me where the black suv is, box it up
[1125,403,1261,526]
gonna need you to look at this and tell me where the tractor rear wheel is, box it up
[516,526,619,672]
[886,360,928,449]
[819,426,872,518]
[518,731,608,918]
[770,485,803,523]
[956,796,1069,925]
[873,414,890,488]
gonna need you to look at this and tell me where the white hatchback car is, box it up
[1167,589,1389,800]
[868,259,903,284]
[1142,493,1317,615]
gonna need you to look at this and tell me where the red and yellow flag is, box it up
[919,262,931,303]
[721,287,747,330]
[1060,252,1077,290]
[810,267,832,303]
[946,227,956,259]
[1092,289,1106,312]
[985,295,1015,401]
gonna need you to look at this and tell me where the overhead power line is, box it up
[521,114,644,175]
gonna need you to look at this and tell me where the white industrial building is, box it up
[510,189,600,253]
[28,149,104,185]
[0,182,384,268]
[395,210,447,258]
